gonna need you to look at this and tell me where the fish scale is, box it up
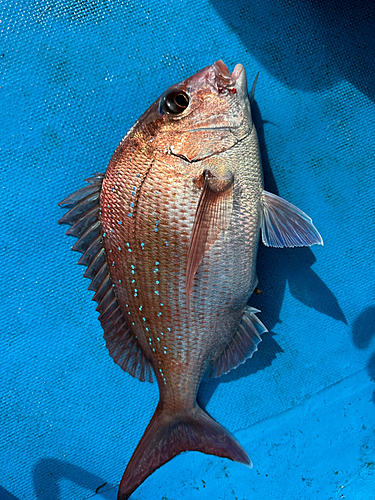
[101,124,263,412]
[59,60,323,500]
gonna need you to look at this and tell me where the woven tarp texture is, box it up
[1,0,375,499]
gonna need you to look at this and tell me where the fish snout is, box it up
[212,60,248,96]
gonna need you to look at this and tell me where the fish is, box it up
[58,60,323,500]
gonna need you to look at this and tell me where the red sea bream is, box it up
[59,61,323,499]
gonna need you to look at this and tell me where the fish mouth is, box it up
[212,60,248,95]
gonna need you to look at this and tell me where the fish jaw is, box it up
[190,60,248,99]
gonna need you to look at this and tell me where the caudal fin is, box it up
[117,403,251,500]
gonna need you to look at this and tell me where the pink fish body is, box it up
[59,61,322,499]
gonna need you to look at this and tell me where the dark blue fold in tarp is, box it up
[1,1,375,499]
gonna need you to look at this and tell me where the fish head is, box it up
[140,61,253,162]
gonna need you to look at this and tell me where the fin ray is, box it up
[209,306,267,379]
[261,191,323,248]
[59,173,154,383]
[118,404,251,500]
[186,170,234,308]
[58,192,100,225]
[58,183,101,209]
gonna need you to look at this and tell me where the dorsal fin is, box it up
[186,169,234,309]
[209,306,267,379]
[58,174,154,383]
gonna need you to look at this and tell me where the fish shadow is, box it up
[33,458,113,500]
[351,306,375,404]
[198,328,283,409]
[0,487,21,500]
[251,99,346,329]
[198,101,346,408]
[211,0,375,102]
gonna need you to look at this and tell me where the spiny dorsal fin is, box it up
[209,306,267,379]
[58,174,154,383]
[186,169,234,309]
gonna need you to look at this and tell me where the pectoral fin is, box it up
[186,170,234,308]
[261,191,323,248]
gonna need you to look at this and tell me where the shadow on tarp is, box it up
[211,0,375,102]
[198,100,346,408]
[352,306,375,403]
[33,458,112,500]
[0,486,21,500]
[251,100,346,329]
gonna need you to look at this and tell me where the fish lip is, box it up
[212,60,236,89]
[212,60,248,95]
[232,63,244,83]
[232,64,248,95]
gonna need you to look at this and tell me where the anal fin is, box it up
[209,306,267,379]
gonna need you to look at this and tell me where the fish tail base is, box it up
[117,403,251,500]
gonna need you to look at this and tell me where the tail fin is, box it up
[117,403,251,500]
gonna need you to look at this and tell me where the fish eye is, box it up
[160,90,190,115]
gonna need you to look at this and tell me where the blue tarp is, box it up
[1,1,375,499]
